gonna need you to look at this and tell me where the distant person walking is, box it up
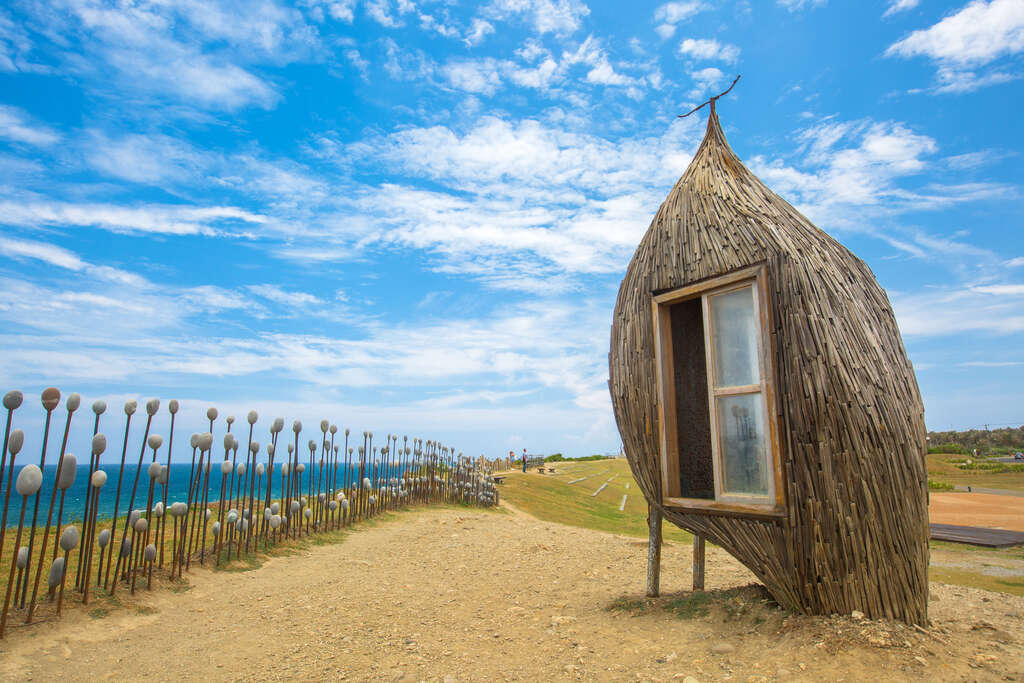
[522,448,527,473]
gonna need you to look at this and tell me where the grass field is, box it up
[498,457,1024,596]
[927,452,1024,492]
[498,457,691,543]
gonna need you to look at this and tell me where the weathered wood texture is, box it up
[609,105,929,624]
[647,504,662,598]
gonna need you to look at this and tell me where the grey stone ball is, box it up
[59,526,80,551]
[41,387,61,411]
[57,453,77,490]
[16,464,42,496]
[7,429,24,456]
[3,390,23,410]
[48,557,65,589]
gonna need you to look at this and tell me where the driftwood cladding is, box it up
[608,103,929,624]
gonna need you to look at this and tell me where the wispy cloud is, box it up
[777,0,827,11]
[893,283,1024,336]
[747,117,1014,230]
[0,201,266,236]
[23,0,324,112]
[678,38,740,63]
[886,0,1024,94]
[653,2,707,39]
[483,0,591,36]
[883,0,921,18]
[0,105,60,146]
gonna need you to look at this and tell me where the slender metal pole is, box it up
[27,393,80,620]
[103,400,136,590]
[2,464,41,638]
[19,388,60,608]
[111,399,157,589]
[0,392,23,566]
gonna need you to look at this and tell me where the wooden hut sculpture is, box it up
[608,89,929,625]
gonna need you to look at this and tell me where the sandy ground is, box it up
[0,504,1021,682]
[930,492,1024,531]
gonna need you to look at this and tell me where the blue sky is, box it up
[0,0,1022,461]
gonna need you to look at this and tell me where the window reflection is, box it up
[716,394,768,497]
[710,287,759,388]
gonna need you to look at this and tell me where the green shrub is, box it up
[544,453,565,462]
[928,443,968,454]
[928,479,955,491]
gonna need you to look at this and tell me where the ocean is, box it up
[1,460,406,527]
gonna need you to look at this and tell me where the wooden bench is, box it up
[493,476,505,485]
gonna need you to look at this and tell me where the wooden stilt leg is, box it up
[646,503,662,598]
[692,534,705,592]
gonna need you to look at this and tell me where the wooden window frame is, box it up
[651,264,786,519]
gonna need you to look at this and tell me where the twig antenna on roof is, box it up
[678,74,740,118]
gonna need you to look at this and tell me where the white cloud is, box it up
[27,0,323,112]
[442,58,503,95]
[85,131,204,184]
[893,283,1024,336]
[1007,256,1024,267]
[972,283,1024,296]
[886,0,1024,94]
[465,18,495,45]
[0,105,60,147]
[654,2,707,24]
[678,38,740,63]
[419,12,459,38]
[0,9,47,73]
[483,0,591,35]
[883,0,920,17]
[747,117,1014,231]
[777,0,827,10]
[687,66,724,98]
[313,0,357,22]
[930,65,1018,93]
[655,24,677,39]
[0,235,86,271]
[0,201,266,236]
[0,235,150,288]
[248,284,323,307]
[506,57,560,89]
[585,58,633,86]
[330,115,702,284]
[888,0,1024,65]
[365,0,405,27]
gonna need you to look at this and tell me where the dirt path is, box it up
[0,504,1021,682]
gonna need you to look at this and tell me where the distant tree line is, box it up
[927,425,1024,454]
[543,453,611,462]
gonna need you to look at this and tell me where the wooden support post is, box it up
[646,503,662,598]
[692,534,705,591]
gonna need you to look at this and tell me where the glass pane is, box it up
[716,393,770,498]
[709,286,760,388]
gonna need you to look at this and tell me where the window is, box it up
[652,265,784,517]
